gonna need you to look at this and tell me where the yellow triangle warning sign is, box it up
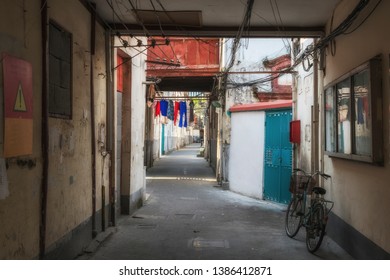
[14,83,27,112]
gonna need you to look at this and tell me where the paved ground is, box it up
[85,144,352,260]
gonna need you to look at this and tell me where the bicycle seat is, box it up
[312,187,326,195]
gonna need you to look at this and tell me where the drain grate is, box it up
[136,224,157,229]
[132,214,166,220]
[174,213,195,219]
[192,238,230,248]
[179,197,198,201]
[178,177,214,181]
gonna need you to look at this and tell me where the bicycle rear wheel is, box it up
[285,195,303,238]
[306,202,326,253]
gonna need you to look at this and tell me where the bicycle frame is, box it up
[285,168,334,253]
[291,181,314,230]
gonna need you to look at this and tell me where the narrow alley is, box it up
[84,144,351,260]
[2,0,390,262]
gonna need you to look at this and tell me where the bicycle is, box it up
[285,168,334,253]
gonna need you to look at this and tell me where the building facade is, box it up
[0,0,147,259]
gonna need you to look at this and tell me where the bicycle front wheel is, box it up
[306,202,326,253]
[285,195,303,238]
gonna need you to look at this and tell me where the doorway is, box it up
[263,109,292,204]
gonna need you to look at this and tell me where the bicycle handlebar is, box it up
[293,168,331,180]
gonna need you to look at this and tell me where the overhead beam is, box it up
[108,24,325,38]
[156,76,215,92]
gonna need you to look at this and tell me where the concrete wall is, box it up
[321,0,390,256]
[229,111,265,199]
[0,0,111,259]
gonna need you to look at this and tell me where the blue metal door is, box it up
[264,110,292,204]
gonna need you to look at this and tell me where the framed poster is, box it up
[2,54,33,157]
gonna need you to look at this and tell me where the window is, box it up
[324,56,383,164]
[49,21,72,118]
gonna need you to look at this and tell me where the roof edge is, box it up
[229,100,292,112]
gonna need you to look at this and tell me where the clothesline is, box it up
[154,100,196,128]
[154,97,209,100]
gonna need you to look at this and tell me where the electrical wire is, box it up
[113,45,152,70]
[126,0,150,37]
[272,0,291,52]
[103,0,174,69]
[226,0,379,92]
[315,0,373,50]
[149,0,165,37]
[124,0,181,69]
[105,0,137,34]
[104,0,381,95]
[154,0,226,56]
[343,0,382,35]
[106,0,149,54]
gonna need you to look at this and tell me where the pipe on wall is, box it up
[39,0,49,259]
[106,33,116,226]
[312,43,320,175]
[90,2,98,238]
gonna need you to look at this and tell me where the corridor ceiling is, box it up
[87,0,341,37]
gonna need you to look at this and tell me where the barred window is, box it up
[49,21,72,118]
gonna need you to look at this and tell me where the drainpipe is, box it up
[319,44,326,184]
[219,38,225,183]
[39,0,49,259]
[90,3,97,238]
[106,33,115,226]
[312,45,319,174]
[292,71,298,170]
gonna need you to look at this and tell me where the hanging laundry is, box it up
[357,98,364,124]
[167,100,174,121]
[147,84,155,108]
[189,100,195,123]
[154,101,161,117]
[179,101,187,128]
[174,101,180,125]
[160,100,169,117]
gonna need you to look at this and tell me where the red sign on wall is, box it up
[289,120,301,144]
[2,54,33,157]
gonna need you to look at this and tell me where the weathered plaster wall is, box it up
[0,0,42,259]
[93,21,110,223]
[130,44,146,205]
[294,39,315,172]
[45,0,109,253]
[115,37,147,214]
[322,0,390,253]
[229,111,265,199]
[0,0,109,259]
